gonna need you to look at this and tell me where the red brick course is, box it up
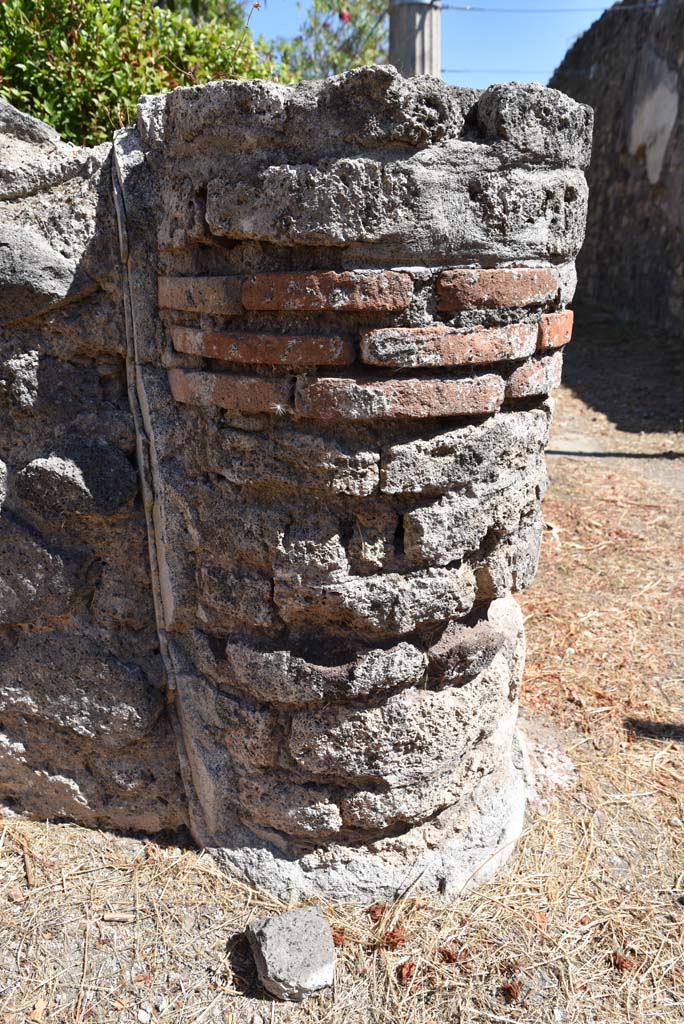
[171,326,354,367]
[506,351,563,399]
[361,322,537,368]
[437,267,558,312]
[537,310,574,351]
[158,276,242,315]
[295,374,505,420]
[168,368,293,414]
[241,271,413,312]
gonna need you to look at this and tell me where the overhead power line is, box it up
[442,67,552,72]
[439,3,660,11]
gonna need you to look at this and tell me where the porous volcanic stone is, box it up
[246,907,335,1002]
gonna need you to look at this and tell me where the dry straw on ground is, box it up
[0,341,682,1022]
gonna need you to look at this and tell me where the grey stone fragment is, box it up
[0,632,163,748]
[0,516,80,625]
[16,439,137,520]
[0,222,81,322]
[274,564,476,637]
[476,82,593,169]
[246,907,335,1002]
[381,407,551,496]
[222,639,426,707]
[403,468,544,567]
[205,425,379,497]
[0,461,6,512]
[0,350,39,408]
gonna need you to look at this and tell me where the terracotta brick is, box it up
[360,322,537,368]
[537,310,574,351]
[171,326,354,366]
[168,368,293,414]
[295,374,505,421]
[506,351,563,399]
[241,271,413,312]
[158,276,242,315]
[437,267,558,312]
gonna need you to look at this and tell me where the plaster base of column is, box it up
[203,741,526,902]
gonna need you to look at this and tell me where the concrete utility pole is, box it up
[389,0,441,78]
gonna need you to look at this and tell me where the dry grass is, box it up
[0,382,682,1024]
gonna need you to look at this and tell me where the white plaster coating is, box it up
[630,54,679,185]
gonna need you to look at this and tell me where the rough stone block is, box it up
[0,517,79,625]
[198,566,280,633]
[380,407,550,495]
[241,270,413,311]
[475,82,593,168]
[0,632,163,749]
[204,425,379,496]
[361,322,537,368]
[403,472,542,568]
[246,907,335,1002]
[274,564,476,637]
[15,440,137,521]
[295,374,505,420]
[0,350,39,409]
[287,650,515,786]
[239,772,343,839]
[223,638,427,707]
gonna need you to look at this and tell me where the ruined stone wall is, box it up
[552,0,684,330]
[0,68,591,899]
[115,67,591,897]
[0,102,186,831]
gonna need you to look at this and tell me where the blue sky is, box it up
[250,0,620,88]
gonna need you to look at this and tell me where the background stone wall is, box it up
[552,0,684,330]
[0,102,186,832]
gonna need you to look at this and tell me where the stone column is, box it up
[114,67,592,899]
[389,0,441,78]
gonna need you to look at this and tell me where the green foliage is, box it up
[0,0,280,146]
[278,0,387,80]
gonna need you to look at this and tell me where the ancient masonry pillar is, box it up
[113,67,592,899]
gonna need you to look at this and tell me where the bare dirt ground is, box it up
[0,308,682,1024]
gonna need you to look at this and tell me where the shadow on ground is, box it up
[624,718,684,744]
[563,304,684,434]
